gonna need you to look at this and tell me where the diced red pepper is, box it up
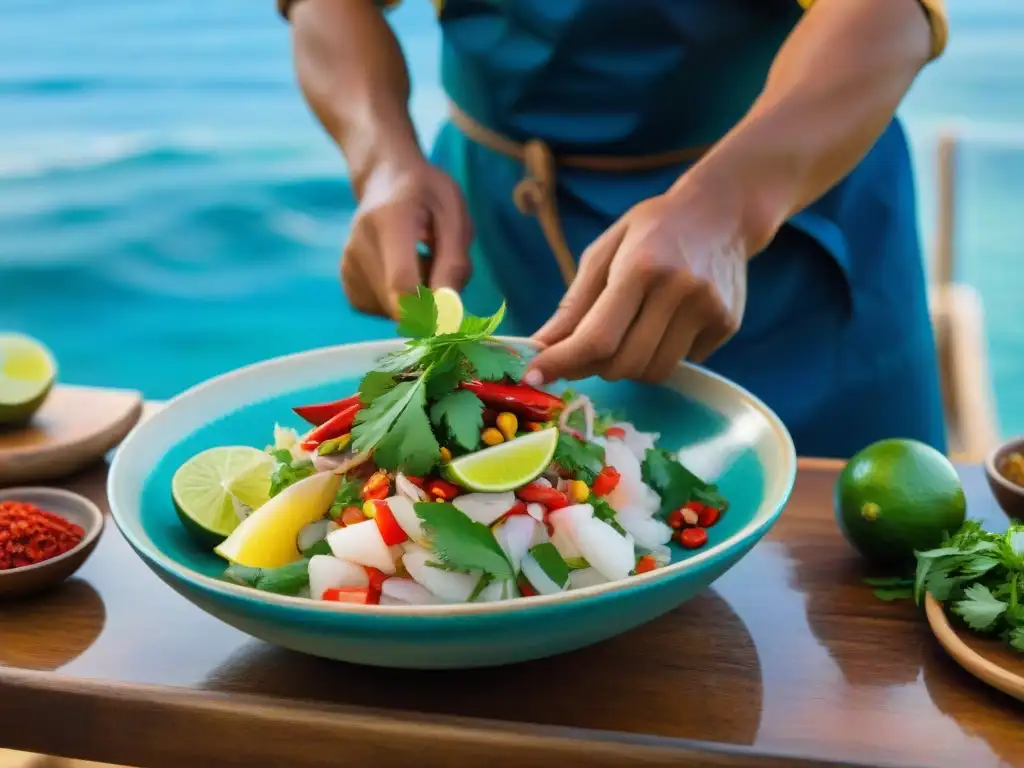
[697,506,721,528]
[340,507,368,527]
[425,478,460,501]
[364,567,390,596]
[603,426,626,440]
[322,587,378,605]
[292,394,361,426]
[299,403,362,450]
[591,466,621,497]
[404,476,425,488]
[517,483,569,510]
[635,555,657,574]
[506,501,529,516]
[683,500,706,513]
[370,500,408,546]
[458,380,564,421]
[361,471,391,501]
[677,527,708,549]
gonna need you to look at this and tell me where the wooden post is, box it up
[934,132,958,288]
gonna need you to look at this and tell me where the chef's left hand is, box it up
[525,179,752,385]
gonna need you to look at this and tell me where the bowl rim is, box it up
[108,337,797,617]
[0,486,104,576]
[984,436,1024,497]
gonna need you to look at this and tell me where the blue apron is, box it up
[426,0,947,459]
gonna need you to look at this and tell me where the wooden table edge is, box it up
[0,665,874,768]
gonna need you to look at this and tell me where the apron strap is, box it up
[448,101,712,287]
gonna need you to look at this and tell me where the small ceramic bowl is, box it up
[0,486,104,599]
[984,436,1024,520]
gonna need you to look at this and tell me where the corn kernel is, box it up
[567,480,590,503]
[362,500,378,519]
[481,427,505,446]
[496,412,518,441]
[440,446,452,463]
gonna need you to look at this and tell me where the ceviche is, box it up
[170,288,729,606]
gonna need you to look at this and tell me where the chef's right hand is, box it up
[341,160,473,319]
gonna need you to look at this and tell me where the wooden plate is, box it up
[0,385,142,486]
[925,593,1024,702]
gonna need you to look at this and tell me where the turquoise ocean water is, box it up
[1,0,1022,433]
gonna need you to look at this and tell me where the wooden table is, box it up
[1,459,1022,768]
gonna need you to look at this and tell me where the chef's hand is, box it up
[342,159,473,319]
[525,179,750,385]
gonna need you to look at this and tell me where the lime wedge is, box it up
[433,287,464,335]
[445,427,559,492]
[172,446,274,547]
[0,333,57,427]
[214,471,340,568]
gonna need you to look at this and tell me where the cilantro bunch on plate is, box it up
[349,287,525,476]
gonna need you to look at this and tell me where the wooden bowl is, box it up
[0,487,104,599]
[984,436,1024,520]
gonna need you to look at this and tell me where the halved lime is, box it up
[172,446,274,548]
[214,471,340,568]
[445,427,559,492]
[0,333,57,427]
[433,287,464,335]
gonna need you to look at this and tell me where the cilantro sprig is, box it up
[640,448,726,517]
[414,502,515,580]
[268,449,316,497]
[907,519,1024,651]
[350,287,524,475]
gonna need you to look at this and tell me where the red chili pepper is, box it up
[361,471,391,501]
[299,403,362,450]
[340,507,368,527]
[591,466,621,497]
[322,587,378,605]
[481,408,499,426]
[425,478,460,501]
[667,508,685,530]
[697,506,721,528]
[677,527,708,549]
[364,567,390,595]
[292,393,361,426]
[458,380,564,421]
[369,500,408,546]
[604,426,626,440]
[404,476,425,488]
[507,501,529,516]
[635,555,657,574]
[516,483,569,510]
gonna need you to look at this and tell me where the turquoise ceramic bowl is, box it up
[108,338,796,669]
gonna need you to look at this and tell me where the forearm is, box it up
[288,0,423,196]
[681,0,936,255]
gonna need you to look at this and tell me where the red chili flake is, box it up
[0,501,85,570]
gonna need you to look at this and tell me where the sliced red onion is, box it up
[557,395,596,441]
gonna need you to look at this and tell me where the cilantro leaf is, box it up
[373,388,440,476]
[269,450,316,497]
[414,502,515,579]
[328,475,364,519]
[529,542,570,588]
[1009,627,1024,652]
[396,286,438,338]
[554,432,605,484]
[458,303,506,338]
[352,378,441,475]
[592,498,627,537]
[641,448,726,516]
[359,371,397,404]
[430,389,484,451]
[953,583,1007,632]
[425,354,472,400]
[460,341,524,382]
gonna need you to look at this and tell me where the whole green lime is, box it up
[835,438,966,566]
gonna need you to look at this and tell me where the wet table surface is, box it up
[1,459,1022,768]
